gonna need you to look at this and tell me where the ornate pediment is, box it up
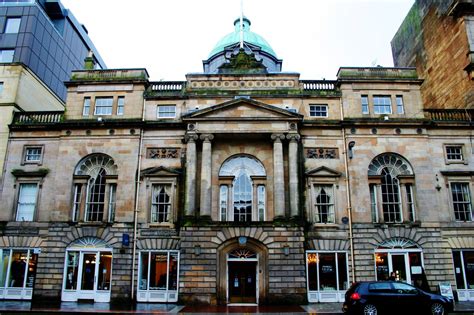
[306,166,342,177]
[140,166,181,177]
[218,49,267,74]
[182,98,302,121]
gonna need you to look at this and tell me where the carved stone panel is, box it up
[147,148,180,159]
[306,148,339,159]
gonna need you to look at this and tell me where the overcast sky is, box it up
[61,0,415,81]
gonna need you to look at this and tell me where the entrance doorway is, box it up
[227,248,258,305]
[375,251,423,285]
[62,238,112,302]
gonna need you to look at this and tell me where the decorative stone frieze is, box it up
[146,148,180,159]
[306,147,339,159]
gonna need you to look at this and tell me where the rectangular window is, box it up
[4,17,21,33]
[370,184,378,222]
[361,95,369,114]
[373,96,392,114]
[94,97,113,116]
[117,96,124,115]
[396,95,404,114]
[108,184,116,222]
[452,250,474,291]
[1,249,37,289]
[157,105,176,118]
[151,184,171,223]
[138,250,179,302]
[219,185,228,221]
[0,49,14,63]
[82,97,90,116]
[24,146,42,163]
[313,185,335,223]
[451,183,473,221]
[446,145,464,162]
[72,184,82,222]
[257,185,265,221]
[0,82,4,95]
[309,105,328,117]
[406,184,415,221]
[16,183,37,221]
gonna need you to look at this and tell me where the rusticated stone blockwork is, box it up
[179,226,306,305]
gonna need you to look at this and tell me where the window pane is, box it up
[149,253,167,290]
[373,96,392,114]
[314,185,334,223]
[25,147,42,161]
[157,105,176,118]
[318,253,337,290]
[233,173,252,222]
[25,252,37,288]
[16,183,37,221]
[80,253,96,290]
[257,185,265,221]
[86,168,106,221]
[8,250,27,287]
[139,252,149,290]
[151,185,171,223]
[94,97,113,115]
[361,95,369,114]
[370,184,378,222]
[220,185,228,221]
[307,253,318,291]
[0,49,14,62]
[396,96,404,114]
[65,251,79,290]
[310,105,328,117]
[463,251,474,289]
[72,184,82,222]
[5,17,21,33]
[453,251,465,289]
[82,97,90,116]
[406,184,415,222]
[446,146,463,161]
[0,250,10,287]
[451,183,472,221]
[97,252,111,291]
[375,253,389,280]
[108,184,116,222]
[381,168,401,223]
[117,96,124,115]
[338,253,348,290]
[168,252,178,290]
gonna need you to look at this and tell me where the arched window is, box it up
[368,153,415,223]
[72,154,117,222]
[218,155,266,222]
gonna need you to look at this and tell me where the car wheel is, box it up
[363,304,377,315]
[431,302,444,315]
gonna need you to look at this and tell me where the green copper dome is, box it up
[208,17,277,58]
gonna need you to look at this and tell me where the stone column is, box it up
[199,134,214,218]
[185,133,198,216]
[287,133,300,217]
[271,134,286,218]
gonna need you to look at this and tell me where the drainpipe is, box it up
[131,96,146,300]
[339,97,356,284]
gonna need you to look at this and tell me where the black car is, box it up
[342,281,454,315]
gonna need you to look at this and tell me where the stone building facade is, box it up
[391,0,474,109]
[0,17,473,305]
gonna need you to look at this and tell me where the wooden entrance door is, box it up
[228,261,257,304]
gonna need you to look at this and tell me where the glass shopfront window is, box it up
[306,251,349,302]
[453,250,474,291]
[0,248,38,300]
[138,250,179,302]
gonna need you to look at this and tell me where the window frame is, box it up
[449,181,473,222]
[157,105,176,119]
[22,145,44,165]
[361,95,369,114]
[116,96,125,115]
[15,181,39,222]
[145,177,178,226]
[82,97,91,116]
[312,184,336,224]
[309,104,328,118]
[396,95,405,114]
[93,97,114,116]
[444,144,467,165]
[307,175,340,225]
[373,95,392,115]
[4,17,21,34]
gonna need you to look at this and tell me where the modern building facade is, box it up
[0,16,473,305]
[391,0,474,109]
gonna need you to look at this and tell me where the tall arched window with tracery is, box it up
[368,153,416,223]
[218,155,266,222]
[72,154,118,222]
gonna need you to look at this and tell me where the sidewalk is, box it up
[0,301,472,314]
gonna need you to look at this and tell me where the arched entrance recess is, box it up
[217,237,268,305]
